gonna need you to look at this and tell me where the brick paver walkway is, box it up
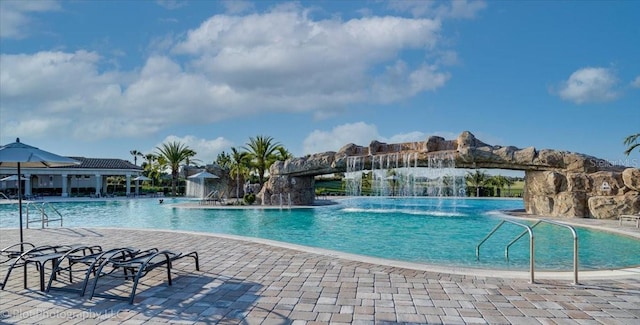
[1,227,639,324]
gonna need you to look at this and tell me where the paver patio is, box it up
[0,224,639,324]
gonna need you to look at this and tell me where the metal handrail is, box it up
[0,192,10,201]
[476,219,535,283]
[506,219,579,284]
[26,202,63,229]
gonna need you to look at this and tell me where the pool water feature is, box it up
[1,197,638,271]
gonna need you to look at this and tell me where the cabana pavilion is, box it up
[0,157,143,198]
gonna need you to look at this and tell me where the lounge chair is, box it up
[88,248,199,304]
[1,242,36,264]
[1,242,36,288]
[201,190,221,205]
[46,247,144,296]
[619,214,640,228]
[1,244,101,291]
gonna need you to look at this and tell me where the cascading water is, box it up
[345,156,364,196]
[344,153,466,198]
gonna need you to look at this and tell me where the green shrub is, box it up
[243,193,256,205]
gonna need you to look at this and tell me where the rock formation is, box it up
[257,131,639,219]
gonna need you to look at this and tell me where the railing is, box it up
[476,217,580,285]
[476,219,535,283]
[278,193,292,210]
[25,202,64,229]
[506,219,579,284]
[0,192,10,201]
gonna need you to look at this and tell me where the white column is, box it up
[61,174,69,197]
[24,174,32,196]
[126,174,131,196]
[95,174,102,196]
[101,176,108,194]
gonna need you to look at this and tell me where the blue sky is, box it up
[1,0,639,172]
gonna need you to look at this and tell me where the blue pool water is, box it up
[1,197,639,271]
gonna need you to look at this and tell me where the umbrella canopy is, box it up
[0,138,80,247]
[188,171,219,179]
[188,171,219,198]
[133,175,151,195]
[0,175,28,181]
[0,139,81,168]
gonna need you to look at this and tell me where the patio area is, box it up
[1,227,639,324]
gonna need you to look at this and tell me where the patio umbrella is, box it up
[133,175,151,195]
[0,138,80,247]
[1,175,28,181]
[188,171,219,198]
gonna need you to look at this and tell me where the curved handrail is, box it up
[476,219,535,283]
[25,202,63,229]
[506,219,579,284]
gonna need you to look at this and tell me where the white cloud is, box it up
[172,10,446,111]
[556,67,620,104]
[1,6,455,143]
[0,0,60,39]
[303,122,380,154]
[387,0,486,19]
[302,122,461,155]
[153,135,233,165]
[632,76,640,88]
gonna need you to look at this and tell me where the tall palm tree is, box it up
[155,141,195,196]
[229,147,250,200]
[465,170,489,197]
[243,135,281,186]
[141,153,157,187]
[275,146,294,161]
[184,149,202,167]
[216,151,232,169]
[490,175,509,197]
[624,133,640,156]
[130,150,143,166]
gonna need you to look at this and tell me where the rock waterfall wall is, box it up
[258,131,639,219]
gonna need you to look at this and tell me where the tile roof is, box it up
[53,157,143,170]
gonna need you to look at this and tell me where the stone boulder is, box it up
[622,168,640,191]
[586,171,624,196]
[588,192,640,219]
[426,136,456,152]
[525,171,567,195]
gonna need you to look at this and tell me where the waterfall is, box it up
[345,156,363,196]
[344,152,466,197]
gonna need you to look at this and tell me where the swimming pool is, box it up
[1,197,638,271]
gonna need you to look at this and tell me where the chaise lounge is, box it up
[1,244,101,291]
[619,214,640,228]
[46,247,149,296]
[87,248,199,304]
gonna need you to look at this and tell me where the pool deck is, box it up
[1,210,640,324]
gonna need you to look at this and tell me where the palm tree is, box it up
[141,153,157,187]
[184,149,202,167]
[216,151,232,169]
[465,170,489,197]
[229,147,250,200]
[243,135,282,186]
[130,150,143,166]
[275,146,294,161]
[155,141,195,196]
[624,133,640,156]
[490,175,509,197]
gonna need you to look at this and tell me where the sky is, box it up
[1,0,639,173]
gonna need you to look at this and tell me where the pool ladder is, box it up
[476,218,578,285]
[25,202,64,229]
